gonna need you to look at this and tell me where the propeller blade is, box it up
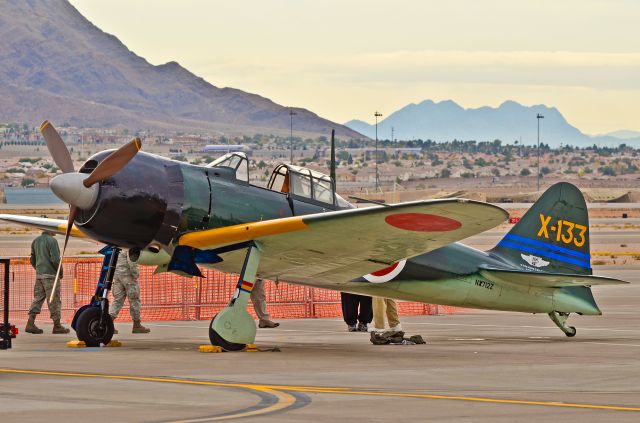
[49,206,77,303]
[83,137,141,187]
[40,121,75,173]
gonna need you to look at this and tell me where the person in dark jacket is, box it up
[26,231,70,334]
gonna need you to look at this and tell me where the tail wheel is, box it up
[75,307,114,347]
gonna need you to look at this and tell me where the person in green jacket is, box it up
[26,231,70,334]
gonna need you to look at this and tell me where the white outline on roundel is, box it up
[363,260,407,283]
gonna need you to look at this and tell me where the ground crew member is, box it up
[341,292,373,332]
[109,250,150,333]
[26,230,70,334]
[372,297,402,332]
[251,278,279,328]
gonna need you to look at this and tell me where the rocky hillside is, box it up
[0,0,363,138]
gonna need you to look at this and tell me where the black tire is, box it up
[75,307,114,347]
[209,315,246,351]
[565,326,577,337]
[71,305,92,332]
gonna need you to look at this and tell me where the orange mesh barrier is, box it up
[3,257,463,323]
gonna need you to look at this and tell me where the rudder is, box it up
[492,182,591,275]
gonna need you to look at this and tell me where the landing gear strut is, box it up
[71,246,119,347]
[209,244,261,351]
[548,311,577,337]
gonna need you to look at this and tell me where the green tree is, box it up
[21,177,35,187]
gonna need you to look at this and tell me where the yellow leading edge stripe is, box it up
[56,222,85,238]
[0,368,638,413]
[179,216,308,249]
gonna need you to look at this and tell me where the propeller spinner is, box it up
[40,121,142,302]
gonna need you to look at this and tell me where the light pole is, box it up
[536,113,544,192]
[289,109,297,164]
[374,111,382,191]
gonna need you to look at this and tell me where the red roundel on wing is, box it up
[370,262,401,277]
[385,213,462,232]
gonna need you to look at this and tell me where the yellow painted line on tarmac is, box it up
[171,389,296,422]
[592,251,640,256]
[1,368,639,413]
[0,368,298,421]
[323,390,640,412]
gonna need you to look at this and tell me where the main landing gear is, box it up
[548,311,577,337]
[71,246,119,347]
[209,244,261,351]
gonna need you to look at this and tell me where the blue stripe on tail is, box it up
[503,234,591,260]
[497,240,591,269]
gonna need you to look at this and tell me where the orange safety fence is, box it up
[1,257,462,323]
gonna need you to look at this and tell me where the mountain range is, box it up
[0,0,362,138]
[345,100,639,147]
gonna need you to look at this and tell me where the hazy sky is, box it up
[70,0,640,134]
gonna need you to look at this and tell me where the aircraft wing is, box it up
[480,267,629,287]
[180,199,508,285]
[0,214,86,237]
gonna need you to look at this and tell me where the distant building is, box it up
[394,147,422,154]
[201,145,251,156]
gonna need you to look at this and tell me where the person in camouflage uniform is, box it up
[109,250,150,334]
[26,231,70,334]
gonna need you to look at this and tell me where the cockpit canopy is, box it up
[206,152,248,182]
[207,152,350,208]
[268,164,349,207]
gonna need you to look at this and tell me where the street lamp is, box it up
[374,111,382,191]
[289,109,297,164]
[536,113,544,192]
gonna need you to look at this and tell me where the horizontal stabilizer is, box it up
[480,266,629,288]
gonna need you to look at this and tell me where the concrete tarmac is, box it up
[1,267,639,422]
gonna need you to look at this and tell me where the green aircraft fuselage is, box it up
[75,151,599,318]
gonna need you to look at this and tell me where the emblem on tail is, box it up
[520,254,550,268]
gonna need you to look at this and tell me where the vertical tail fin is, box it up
[492,182,591,275]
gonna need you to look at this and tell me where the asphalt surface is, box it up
[0,233,99,257]
[1,267,639,422]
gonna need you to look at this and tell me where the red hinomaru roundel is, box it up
[385,213,462,232]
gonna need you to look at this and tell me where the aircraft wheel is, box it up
[209,315,246,351]
[565,326,577,337]
[75,307,114,347]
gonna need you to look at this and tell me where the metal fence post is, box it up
[1,259,11,350]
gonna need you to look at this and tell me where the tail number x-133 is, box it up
[537,213,587,247]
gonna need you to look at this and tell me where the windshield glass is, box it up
[313,178,333,203]
[206,152,248,181]
[291,171,312,198]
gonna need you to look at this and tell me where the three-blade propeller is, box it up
[39,121,142,302]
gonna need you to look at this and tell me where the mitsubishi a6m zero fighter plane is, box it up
[0,122,627,349]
